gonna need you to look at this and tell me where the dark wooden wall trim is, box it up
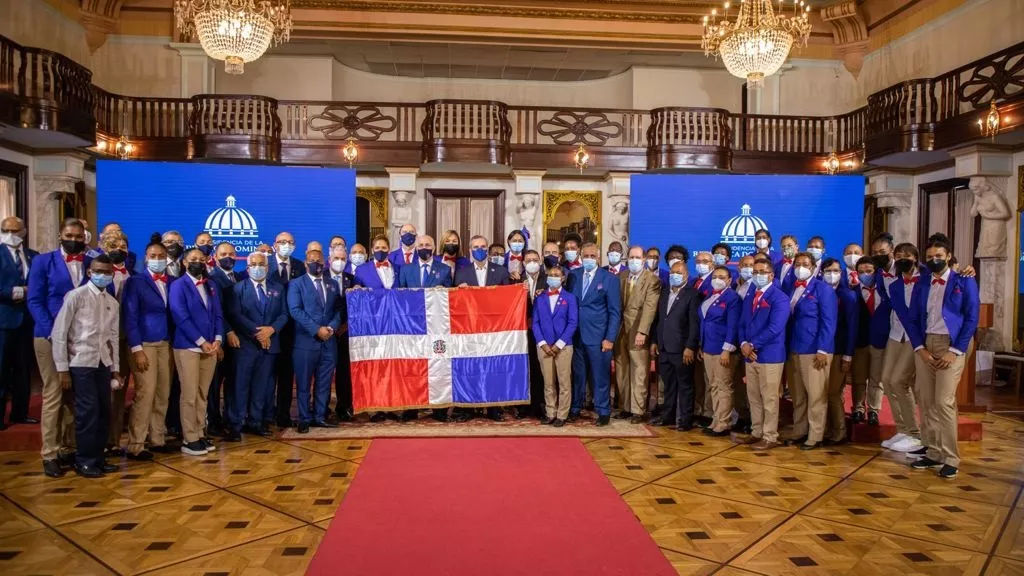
[0,157,29,228]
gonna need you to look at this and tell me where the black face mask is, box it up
[443,243,459,256]
[417,248,434,261]
[108,249,127,264]
[61,239,85,255]
[166,243,183,258]
[926,258,948,275]
[218,256,235,271]
[894,258,916,275]
[187,262,207,278]
[197,244,213,257]
[307,261,324,277]
[871,254,891,270]
[543,255,560,269]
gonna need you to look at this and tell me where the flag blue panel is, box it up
[347,290,427,337]
[451,354,529,404]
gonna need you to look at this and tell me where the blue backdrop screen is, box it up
[97,161,355,269]
[629,174,865,269]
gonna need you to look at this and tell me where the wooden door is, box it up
[426,189,506,255]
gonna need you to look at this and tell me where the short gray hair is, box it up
[247,251,268,265]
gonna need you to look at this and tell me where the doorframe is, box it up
[425,189,506,252]
[0,158,29,225]
[917,178,977,270]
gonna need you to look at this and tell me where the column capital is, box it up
[513,170,545,196]
[605,172,631,198]
[949,144,1014,178]
[385,167,419,192]
[866,171,912,209]
[34,153,88,180]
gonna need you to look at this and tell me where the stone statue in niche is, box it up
[390,190,413,244]
[970,176,1012,258]
[609,200,629,244]
[516,195,537,245]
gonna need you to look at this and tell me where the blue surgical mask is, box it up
[753,273,771,289]
[712,253,727,266]
[696,263,711,276]
[564,250,578,263]
[90,273,113,289]
[859,273,875,288]
[147,259,168,274]
[277,243,294,258]
[249,265,267,281]
[807,247,823,261]
[401,232,416,247]
[547,276,562,289]
[490,255,505,266]
[669,273,684,287]
[607,251,622,265]
[627,258,643,274]
[739,266,753,281]
[582,257,598,271]
[350,253,366,267]
[509,241,524,254]
[471,248,488,262]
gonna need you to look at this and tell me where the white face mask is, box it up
[330,259,345,274]
[755,238,769,250]
[667,258,681,269]
[844,254,861,269]
[824,271,842,286]
[711,278,728,291]
[0,232,23,248]
[524,261,540,275]
[794,266,812,281]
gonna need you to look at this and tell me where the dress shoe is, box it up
[910,456,942,470]
[100,462,119,473]
[613,411,631,420]
[275,418,293,429]
[552,419,566,428]
[336,409,355,423]
[732,420,753,434]
[704,428,730,437]
[452,412,473,423]
[13,417,39,425]
[312,420,338,428]
[104,446,124,459]
[126,450,154,461]
[696,416,713,429]
[595,415,610,427]
[823,437,848,446]
[649,418,674,427]
[733,434,761,445]
[399,411,418,423]
[149,444,176,454]
[242,424,261,435]
[750,439,779,451]
[629,415,646,425]
[43,459,65,478]
[566,413,580,423]
[297,422,310,434]
[785,435,808,446]
[75,465,104,478]
[800,442,822,451]
[369,413,387,423]
[57,451,77,468]
[222,431,242,442]
[257,427,274,438]
[851,411,865,424]
[867,411,880,426]
[206,425,227,438]
[432,412,450,423]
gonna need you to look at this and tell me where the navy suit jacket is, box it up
[169,275,224,350]
[532,289,578,346]
[787,278,838,355]
[834,285,860,358]
[455,261,510,287]
[398,260,453,288]
[122,273,174,348]
[566,267,621,346]
[907,271,979,353]
[0,245,37,329]
[698,288,740,355]
[27,249,91,338]
[855,283,890,349]
[287,274,342,350]
[267,255,306,286]
[228,279,289,354]
[690,274,714,300]
[738,284,790,364]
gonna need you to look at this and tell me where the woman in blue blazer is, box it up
[531,267,578,426]
[820,258,859,445]
[698,266,740,436]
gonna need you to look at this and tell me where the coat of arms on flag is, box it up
[346,284,530,412]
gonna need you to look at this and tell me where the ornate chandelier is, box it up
[702,0,813,86]
[174,0,292,75]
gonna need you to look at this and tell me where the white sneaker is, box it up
[881,433,906,449]
[890,436,922,453]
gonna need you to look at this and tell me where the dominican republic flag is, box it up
[347,285,530,412]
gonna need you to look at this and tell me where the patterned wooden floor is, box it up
[0,414,1021,575]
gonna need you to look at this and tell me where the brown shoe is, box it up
[751,439,779,451]
[732,433,761,445]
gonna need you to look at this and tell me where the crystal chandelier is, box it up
[702,0,813,86]
[174,0,292,75]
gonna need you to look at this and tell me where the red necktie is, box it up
[65,253,84,262]
[864,287,875,314]
[712,289,724,295]
[932,277,946,286]
[849,271,859,286]
[113,265,127,274]
[376,261,389,269]
[207,257,216,268]
[405,252,412,264]
[753,290,763,312]
[152,273,167,283]
[882,271,895,279]
[794,280,808,288]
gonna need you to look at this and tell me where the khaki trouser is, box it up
[825,356,849,442]
[852,346,884,413]
[107,339,130,448]
[790,353,833,443]
[882,339,920,437]
[615,341,651,415]
[704,350,739,432]
[916,334,966,468]
[174,349,217,444]
[694,357,712,418]
[540,345,574,420]
[731,360,750,421]
[746,362,783,443]
[127,342,173,454]
[35,338,76,460]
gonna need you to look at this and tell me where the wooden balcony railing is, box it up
[421,99,511,163]
[648,107,731,169]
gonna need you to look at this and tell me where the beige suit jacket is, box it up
[617,268,661,341]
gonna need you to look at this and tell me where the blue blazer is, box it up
[0,245,37,329]
[887,274,922,344]
[435,255,471,274]
[738,284,790,364]
[454,261,510,287]
[389,247,416,270]
[398,260,452,288]
[690,274,714,300]
[834,285,860,358]
[787,278,838,355]
[773,260,797,295]
[27,250,91,338]
[352,262,395,289]
[122,273,174,348]
[566,267,621,345]
[169,276,224,350]
[227,279,289,354]
[699,288,740,355]
[907,271,979,353]
[267,255,306,286]
[855,283,890,349]
[287,275,342,350]
[532,289,578,346]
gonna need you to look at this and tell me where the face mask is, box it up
[417,248,434,261]
[1,232,23,247]
[491,255,505,266]
[147,259,168,274]
[108,250,127,265]
[627,258,643,274]
[401,232,416,247]
[330,259,345,274]
[84,230,92,245]
[249,265,268,281]
[524,261,540,275]
[824,271,842,286]
[443,243,459,256]
[859,273,875,288]
[547,276,562,289]
[61,239,86,255]
[471,248,488,262]
[927,258,948,275]
[307,261,324,277]
[187,262,207,278]
[783,246,797,259]
[277,243,295,258]
[373,250,388,263]
[197,244,213,257]
[563,250,578,263]
[895,258,915,275]
[844,254,861,269]
[711,278,728,291]
[755,238,769,250]
[739,267,753,281]
[350,253,367,267]
[218,256,235,271]
[165,243,183,259]
[696,263,711,276]
[667,258,681,269]
[753,273,771,289]
[794,266,812,281]
[646,258,658,270]
[510,242,524,254]
[872,254,891,270]
[607,251,622,265]
[669,273,685,288]
[807,247,823,261]
[90,273,112,289]
[582,258,598,271]
[712,254,727,266]
[544,255,559,269]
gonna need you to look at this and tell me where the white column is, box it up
[513,170,544,249]
[169,43,216,97]
[386,167,420,245]
[866,171,915,243]
[33,154,86,252]
[605,172,631,254]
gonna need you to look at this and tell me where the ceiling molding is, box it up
[820,0,869,77]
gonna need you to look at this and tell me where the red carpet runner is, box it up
[308,438,676,576]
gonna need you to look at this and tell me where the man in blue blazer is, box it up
[532,266,578,426]
[907,236,979,479]
[225,251,288,440]
[169,248,224,456]
[288,249,342,433]
[881,243,927,453]
[738,259,790,450]
[206,242,247,437]
[353,235,397,289]
[389,222,417,270]
[0,217,37,429]
[698,266,741,436]
[268,231,305,429]
[28,218,90,477]
[566,242,621,426]
[851,256,888,426]
[821,258,859,445]
[773,234,800,294]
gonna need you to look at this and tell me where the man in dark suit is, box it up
[566,242,621,426]
[268,231,306,429]
[328,246,357,423]
[650,260,700,430]
[0,216,37,430]
[516,249,546,418]
[206,242,247,436]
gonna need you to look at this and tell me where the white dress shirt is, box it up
[925,269,951,337]
[7,244,27,299]
[62,247,83,286]
[666,286,681,312]
[736,281,751,300]
[153,273,168,305]
[860,284,877,310]
[375,262,394,289]
[780,260,793,281]
[51,282,119,373]
[474,263,488,287]
[526,273,538,301]
[789,283,807,311]
[112,267,129,298]
[888,272,918,343]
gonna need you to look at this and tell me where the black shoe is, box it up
[650,418,674,427]
[166,427,182,438]
[181,441,208,456]
[13,417,39,424]
[57,452,76,468]
[200,438,215,450]
[100,462,119,473]
[75,465,104,478]
[514,408,529,420]
[704,428,730,437]
[823,438,849,446]
[297,422,310,434]
[786,435,808,446]
[487,410,505,423]
[676,423,694,432]
[43,459,65,478]
[104,446,124,459]
[867,411,880,426]
[596,415,610,427]
[149,444,176,454]
[257,427,273,438]
[399,411,418,423]
[223,431,242,442]
[126,450,154,461]
[907,446,927,456]
[851,411,865,424]
[369,413,387,423]
[431,411,450,423]
[910,457,942,470]
[206,425,227,438]
[336,409,354,423]
[276,418,292,429]
[552,419,566,428]
[629,415,646,424]
[613,411,631,420]
[541,417,555,425]
[800,442,821,451]
[937,464,958,479]
[311,420,338,428]
[566,413,580,423]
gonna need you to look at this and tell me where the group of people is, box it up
[0,214,978,480]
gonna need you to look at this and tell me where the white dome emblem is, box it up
[204,195,259,238]
[721,204,768,245]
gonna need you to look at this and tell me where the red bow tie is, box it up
[195,278,207,286]
[906,276,919,284]
[113,265,127,274]
[783,258,793,265]
[65,253,84,263]
[794,280,808,288]
[510,255,523,262]
[151,273,167,282]
[712,289,724,295]
[548,289,560,295]
[932,278,946,286]
[882,271,895,279]
[375,261,390,268]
